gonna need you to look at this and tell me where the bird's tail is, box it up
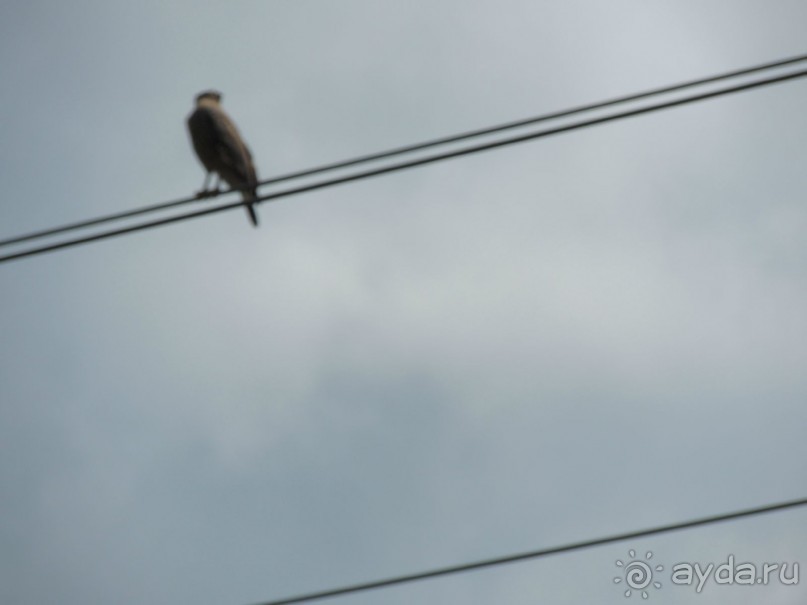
[243,188,259,227]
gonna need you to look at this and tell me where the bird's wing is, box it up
[208,108,255,184]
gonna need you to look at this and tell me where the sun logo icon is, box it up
[613,549,663,599]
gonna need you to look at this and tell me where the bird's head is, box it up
[195,90,223,105]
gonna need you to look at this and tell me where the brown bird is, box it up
[187,90,259,226]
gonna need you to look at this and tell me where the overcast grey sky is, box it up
[1,2,806,604]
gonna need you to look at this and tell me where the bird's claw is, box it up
[195,188,221,200]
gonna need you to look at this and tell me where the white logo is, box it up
[614,550,663,599]
[611,550,799,596]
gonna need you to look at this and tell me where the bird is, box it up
[187,90,259,227]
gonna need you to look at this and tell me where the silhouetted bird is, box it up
[187,90,259,226]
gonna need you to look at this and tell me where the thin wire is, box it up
[252,51,807,185]
[2,66,807,265]
[254,496,807,605]
[0,194,206,248]
[2,52,807,249]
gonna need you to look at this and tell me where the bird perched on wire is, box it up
[187,90,259,227]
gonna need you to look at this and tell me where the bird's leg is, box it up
[196,172,221,199]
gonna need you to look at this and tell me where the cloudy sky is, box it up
[1,2,806,604]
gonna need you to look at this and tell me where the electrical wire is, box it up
[252,496,807,605]
[2,52,807,250]
[2,66,807,265]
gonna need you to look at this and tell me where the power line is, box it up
[253,496,807,605]
[252,52,807,177]
[2,66,807,265]
[0,194,208,249]
[2,52,807,250]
